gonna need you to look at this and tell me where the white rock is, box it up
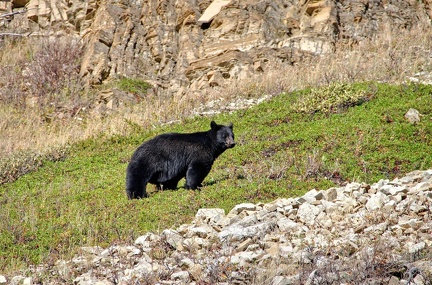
[301,188,324,202]
[263,202,278,212]
[127,246,141,257]
[10,276,33,285]
[408,241,426,253]
[399,217,421,229]
[73,273,94,285]
[94,281,114,285]
[321,200,338,214]
[189,224,217,238]
[325,187,338,201]
[171,270,190,281]
[183,236,206,249]
[273,198,295,208]
[279,245,294,258]
[366,192,390,211]
[389,185,408,195]
[228,203,257,215]
[189,263,203,281]
[100,248,111,258]
[230,250,263,266]
[272,275,300,285]
[410,181,432,193]
[162,229,184,250]
[297,203,321,225]
[81,246,103,255]
[134,234,151,246]
[383,200,396,212]
[335,197,358,213]
[218,221,275,242]
[236,213,259,227]
[404,108,421,124]
[371,179,390,191]
[0,276,6,284]
[345,182,362,192]
[409,202,427,213]
[271,275,287,285]
[236,238,254,252]
[364,222,388,234]
[131,260,153,275]
[194,208,225,224]
[277,217,300,232]
[179,257,195,268]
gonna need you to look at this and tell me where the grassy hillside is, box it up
[1,82,432,274]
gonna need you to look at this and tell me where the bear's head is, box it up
[211,121,236,150]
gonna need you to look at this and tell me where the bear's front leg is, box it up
[185,163,212,190]
[126,166,149,199]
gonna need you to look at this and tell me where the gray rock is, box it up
[230,250,264,267]
[188,224,217,238]
[297,203,321,225]
[218,221,276,242]
[365,192,389,211]
[162,229,184,250]
[301,188,324,203]
[404,108,421,124]
[277,217,302,232]
[228,203,257,215]
[271,275,300,285]
[171,270,190,282]
[408,241,426,254]
[194,208,225,225]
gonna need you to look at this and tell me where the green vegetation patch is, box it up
[1,82,432,275]
[116,77,151,96]
[293,82,371,114]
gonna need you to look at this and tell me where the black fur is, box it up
[126,121,235,199]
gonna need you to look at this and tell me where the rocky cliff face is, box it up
[1,0,431,98]
[3,170,432,284]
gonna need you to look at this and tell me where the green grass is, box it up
[116,77,151,96]
[1,82,432,274]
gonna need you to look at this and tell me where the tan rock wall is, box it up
[1,0,431,97]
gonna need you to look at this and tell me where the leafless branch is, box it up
[0,8,35,18]
[0,32,32,37]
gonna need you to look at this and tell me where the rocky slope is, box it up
[1,0,432,98]
[2,169,431,284]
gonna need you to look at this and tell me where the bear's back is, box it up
[152,131,210,146]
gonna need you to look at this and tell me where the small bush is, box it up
[0,147,69,184]
[0,37,84,108]
[117,77,151,96]
[24,38,84,105]
[293,82,371,114]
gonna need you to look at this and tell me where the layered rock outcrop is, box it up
[1,0,432,97]
[3,169,432,284]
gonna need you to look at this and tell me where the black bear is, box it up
[126,121,236,199]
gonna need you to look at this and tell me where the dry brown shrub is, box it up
[0,36,84,107]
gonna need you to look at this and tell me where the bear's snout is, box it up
[226,138,236,148]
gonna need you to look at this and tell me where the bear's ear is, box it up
[228,123,233,129]
[210,121,218,129]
